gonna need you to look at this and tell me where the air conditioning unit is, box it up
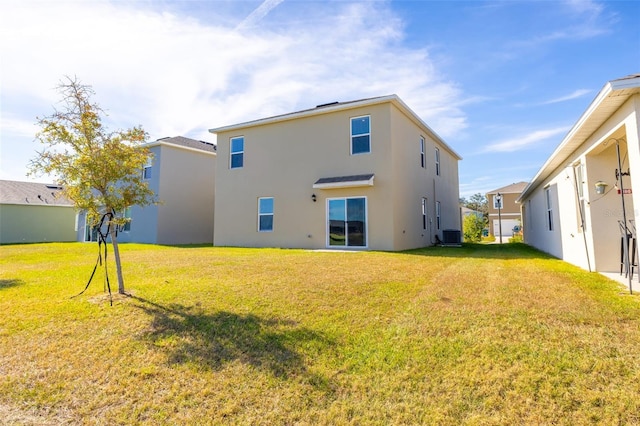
[441,229,461,246]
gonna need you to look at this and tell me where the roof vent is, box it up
[46,184,63,190]
[316,101,339,108]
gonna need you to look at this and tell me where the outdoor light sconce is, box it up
[311,194,317,202]
[595,181,608,194]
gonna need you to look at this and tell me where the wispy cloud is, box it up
[483,127,570,153]
[235,0,285,31]
[540,89,592,105]
[0,0,468,180]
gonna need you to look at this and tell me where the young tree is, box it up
[29,76,155,295]
[463,213,487,243]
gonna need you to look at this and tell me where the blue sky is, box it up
[1,0,638,197]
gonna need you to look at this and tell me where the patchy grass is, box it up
[0,242,638,425]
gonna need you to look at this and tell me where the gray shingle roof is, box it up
[314,174,375,185]
[0,180,73,206]
[487,181,529,194]
[156,136,216,152]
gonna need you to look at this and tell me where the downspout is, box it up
[572,166,592,272]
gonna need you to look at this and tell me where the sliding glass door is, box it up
[327,197,367,247]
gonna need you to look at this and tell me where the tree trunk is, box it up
[110,227,126,295]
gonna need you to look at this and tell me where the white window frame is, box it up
[436,201,441,230]
[574,163,586,232]
[142,159,152,180]
[350,115,371,155]
[435,147,441,176]
[545,188,553,231]
[421,197,428,230]
[230,136,244,169]
[420,136,426,169]
[326,196,368,248]
[122,207,132,232]
[258,197,274,232]
[493,195,503,210]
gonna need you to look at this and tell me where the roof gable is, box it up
[487,181,528,195]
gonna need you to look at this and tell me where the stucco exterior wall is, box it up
[522,93,639,272]
[214,100,460,251]
[1,204,76,244]
[156,145,216,245]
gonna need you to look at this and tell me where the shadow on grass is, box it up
[132,296,334,381]
[403,242,555,260]
[0,279,25,290]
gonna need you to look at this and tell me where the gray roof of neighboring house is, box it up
[0,180,73,206]
[209,94,462,160]
[486,181,528,195]
[147,136,217,153]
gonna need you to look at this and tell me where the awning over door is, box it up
[313,174,374,189]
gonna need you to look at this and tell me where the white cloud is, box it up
[236,0,285,31]
[540,89,592,105]
[0,0,467,164]
[482,127,570,153]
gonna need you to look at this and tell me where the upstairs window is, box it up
[493,195,502,210]
[230,136,244,169]
[258,197,274,232]
[420,136,426,168]
[435,147,441,176]
[143,159,152,179]
[351,116,370,154]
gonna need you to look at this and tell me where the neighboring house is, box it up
[487,182,528,239]
[0,180,76,244]
[517,74,640,274]
[461,206,483,218]
[209,95,462,251]
[77,136,216,245]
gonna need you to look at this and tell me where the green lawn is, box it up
[0,242,638,425]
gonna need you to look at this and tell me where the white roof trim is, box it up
[209,95,462,160]
[517,75,640,203]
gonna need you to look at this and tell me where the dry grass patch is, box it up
[0,242,639,424]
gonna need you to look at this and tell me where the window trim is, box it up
[436,201,441,230]
[420,136,426,169]
[258,197,274,232]
[435,147,441,176]
[230,136,244,169]
[493,195,503,210]
[545,188,553,231]
[326,196,368,248]
[350,115,371,155]
[142,159,152,180]
[421,197,428,230]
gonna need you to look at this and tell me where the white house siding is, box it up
[520,80,640,274]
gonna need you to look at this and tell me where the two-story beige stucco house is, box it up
[487,182,528,240]
[518,74,640,278]
[210,95,462,251]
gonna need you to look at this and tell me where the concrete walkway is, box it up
[599,271,639,294]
